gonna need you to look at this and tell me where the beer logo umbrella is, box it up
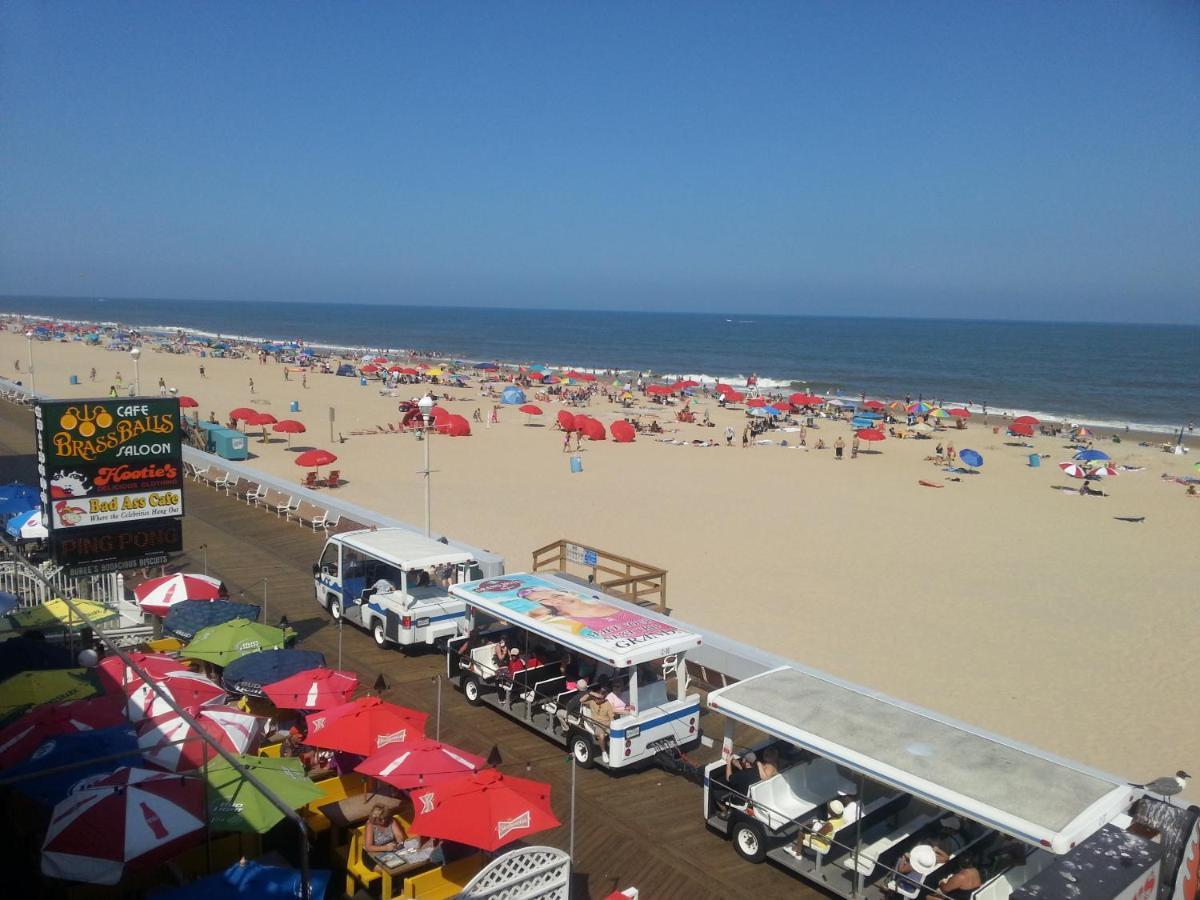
[304,696,428,756]
[203,754,324,834]
[357,737,487,791]
[134,573,224,618]
[409,769,560,852]
[182,618,290,667]
[0,695,127,767]
[122,669,227,723]
[138,705,263,772]
[262,666,358,711]
[0,668,102,717]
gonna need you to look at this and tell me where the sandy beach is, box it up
[6,329,1198,799]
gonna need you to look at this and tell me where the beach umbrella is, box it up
[41,766,205,885]
[294,449,337,469]
[1059,463,1089,478]
[229,408,256,422]
[948,408,971,418]
[0,635,74,680]
[372,356,388,365]
[409,769,560,852]
[96,651,189,697]
[861,400,885,410]
[578,417,606,441]
[1089,466,1120,478]
[1074,427,1093,437]
[770,402,793,414]
[400,367,419,375]
[305,696,428,756]
[134,573,224,617]
[154,858,332,900]
[8,726,141,806]
[178,396,199,409]
[203,755,324,834]
[124,669,227,722]
[675,379,699,390]
[357,738,487,791]
[441,414,472,437]
[0,695,128,767]
[907,401,932,415]
[164,600,261,642]
[183,619,290,667]
[221,648,325,698]
[959,449,984,468]
[425,367,443,377]
[9,598,118,632]
[1008,423,1035,437]
[745,397,768,408]
[1074,449,1111,462]
[856,428,886,442]
[610,420,636,443]
[645,385,672,396]
[1013,415,1040,425]
[6,508,48,540]
[556,410,577,432]
[271,419,306,447]
[725,391,746,404]
[361,364,379,375]
[138,705,263,772]
[928,408,951,419]
[519,403,543,425]
[0,668,101,716]
[263,667,357,711]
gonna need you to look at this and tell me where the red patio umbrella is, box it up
[1059,462,1089,478]
[387,364,405,373]
[646,385,673,396]
[133,573,224,617]
[294,449,338,468]
[304,696,428,756]
[272,418,306,448]
[746,397,768,408]
[948,408,971,418]
[263,667,358,711]
[124,670,227,723]
[861,400,885,410]
[400,367,420,375]
[41,767,205,885]
[1013,415,1039,425]
[518,403,542,416]
[372,357,388,365]
[674,379,699,389]
[361,364,379,374]
[856,428,886,442]
[177,396,198,409]
[409,769,560,853]
[715,384,735,395]
[1008,423,1034,437]
[96,651,190,698]
[556,410,577,432]
[138,705,263,772]
[725,391,746,404]
[229,407,256,422]
[357,738,487,791]
[0,696,128,767]
[610,420,635,443]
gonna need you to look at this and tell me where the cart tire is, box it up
[732,820,767,863]
[329,599,341,621]
[462,675,484,706]
[570,733,596,769]
[372,621,387,647]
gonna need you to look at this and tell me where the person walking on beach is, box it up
[13,360,19,373]
[947,442,956,465]
[115,371,123,389]
[741,426,750,448]
[283,367,289,381]
[725,425,734,446]
[108,384,118,398]
[302,371,307,389]
[249,377,255,394]
[835,436,845,460]
[199,364,206,378]
[89,367,96,382]
[158,377,167,396]
[851,435,860,459]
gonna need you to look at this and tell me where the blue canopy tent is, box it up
[164,600,263,642]
[335,363,355,377]
[221,649,326,698]
[500,386,527,405]
[1074,449,1111,462]
[158,860,331,900]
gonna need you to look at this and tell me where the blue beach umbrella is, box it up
[747,408,769,417]
[500,386,527,405]
[1074,449,1111,462]
[6,508,47,540]
[4,725,140,805]
[221,649,326,698]
[163,600,262,642]
[158,860,331,900]
[959,449,984,468]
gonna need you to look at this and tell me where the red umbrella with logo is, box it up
[409,769,560,852]
[124,670,227,723]
[138,705,263,772]
[263,667,358,711]
[133,573,224,617]
[96,651,190,697]
[304,696,428,756]
[357,738,487,791]
[0,696,128,767]
[294,449,338,469]
[41,766,205,885]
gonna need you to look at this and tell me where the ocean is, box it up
[3,295,1197,433]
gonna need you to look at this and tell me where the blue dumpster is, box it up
[1028,453,1040,468]
[211,428,249,461]
[289,400,300,412]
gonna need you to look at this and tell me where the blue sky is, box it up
[1,2,1197,322]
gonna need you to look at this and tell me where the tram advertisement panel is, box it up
[34,398,185,531]
[465,573,682,654]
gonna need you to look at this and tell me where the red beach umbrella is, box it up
[372,357,388,365]
[0,696,128,767]
[357,738,488,791]
[138,705,263,772]
[861,400,885,410]
[715,384,735,395]
[400,367,420,375]
[646,385,673,396]
[1059,462,1089,478]
[124,670,227,723]
[443,414,471,437]
[1013,415,1039,426]
[96,651,190,697]
[294,449,338,468]
[41,767,205,885]
[610,420,636,443]
[556,410,577,432]
[304,696,428,756]
[948,408,971,418]
[229,408,255,421]
[361,364,379,374]
[578,418,606,441]
[518,403,543,416]
[247,412,277,426]
[675,379,699,389]
[272,419,306,447]
[725,391,746,404]
[856,428,886,442]
[387,365,405,373]
[746,397,768,408]
[1008,423,1034,437]
[1089,466,1120,478]
[263,668,358,711]
[409,769,560,853]
[134,573,224,617]
[177,396,198,409]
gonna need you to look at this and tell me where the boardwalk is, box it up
[0,401,817,900]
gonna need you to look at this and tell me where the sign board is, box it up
[34,398,184,572]
[564,543,598,567]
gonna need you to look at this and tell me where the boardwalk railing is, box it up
[532,539,668,613]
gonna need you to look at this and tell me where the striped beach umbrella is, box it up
[138,705,263,772]
[134,573,224,617]
[1059,463,1089,478]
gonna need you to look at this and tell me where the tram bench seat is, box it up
[839,810,940,875]
[518,671,566,707]
[748,758,855,832]
[467,643,499,676]
[820,793,910,863]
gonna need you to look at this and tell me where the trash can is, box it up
[69,375,79,385]
[289,400,300,412]
[569,455,583,474]
[1028,453,1040,468]
[359,377,368,386]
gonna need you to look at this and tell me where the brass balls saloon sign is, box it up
[35,399,185,530]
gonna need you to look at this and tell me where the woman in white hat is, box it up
[888,843,940,898]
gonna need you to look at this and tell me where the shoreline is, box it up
[5,310,1193,436]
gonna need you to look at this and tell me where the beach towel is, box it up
[918,480,943,488]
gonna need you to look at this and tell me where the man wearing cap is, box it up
[581,682,615,763]
[715,751,760,816]
[555,678,589,733]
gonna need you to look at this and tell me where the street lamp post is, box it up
[25,331,35,395]
[129,346,141,395]
[418,395,434,537]
[198,544,208,577]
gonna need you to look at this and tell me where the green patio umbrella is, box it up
[182,619,288,667]
[204,754,324,833]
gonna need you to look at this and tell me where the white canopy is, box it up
[338,528,473,570]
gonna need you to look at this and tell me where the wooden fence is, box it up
[531,539,668,613]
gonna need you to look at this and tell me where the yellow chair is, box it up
[342,826,383,896]
[258,741,283,758]
[400,854,485,899]
[143,636,184,653]
[302,773,369,837]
